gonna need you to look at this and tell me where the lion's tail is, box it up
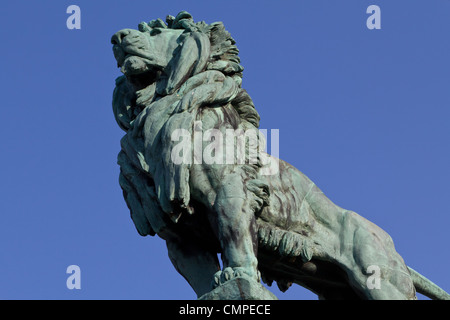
[408,267,450,300]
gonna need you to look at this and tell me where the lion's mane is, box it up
[113,12,264,236]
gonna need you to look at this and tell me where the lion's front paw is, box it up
[212,267,261,288]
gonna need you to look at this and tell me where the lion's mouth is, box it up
[113,48,159,89]
[117,52,153,76]
[113,43,150,69]
[127,68,160,90]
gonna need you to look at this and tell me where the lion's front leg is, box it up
[211,170,261,287]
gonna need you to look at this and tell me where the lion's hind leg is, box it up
[342,213,416,300]
[347,260,416,300]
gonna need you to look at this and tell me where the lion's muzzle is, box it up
[111,28,157,76]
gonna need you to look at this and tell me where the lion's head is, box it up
[112,11,265,237]
[111,11,254,132]
[112,26,182,78]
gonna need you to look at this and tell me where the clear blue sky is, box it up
[1,1,449,300]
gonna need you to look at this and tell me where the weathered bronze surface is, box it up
[111,11,449,300]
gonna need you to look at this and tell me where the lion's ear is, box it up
[156,32,210,96]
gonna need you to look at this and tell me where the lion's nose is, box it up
[111,29,132,45]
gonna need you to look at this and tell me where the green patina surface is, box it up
[111,11,450,300]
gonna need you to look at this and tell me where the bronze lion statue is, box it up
[111,11,449,300]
